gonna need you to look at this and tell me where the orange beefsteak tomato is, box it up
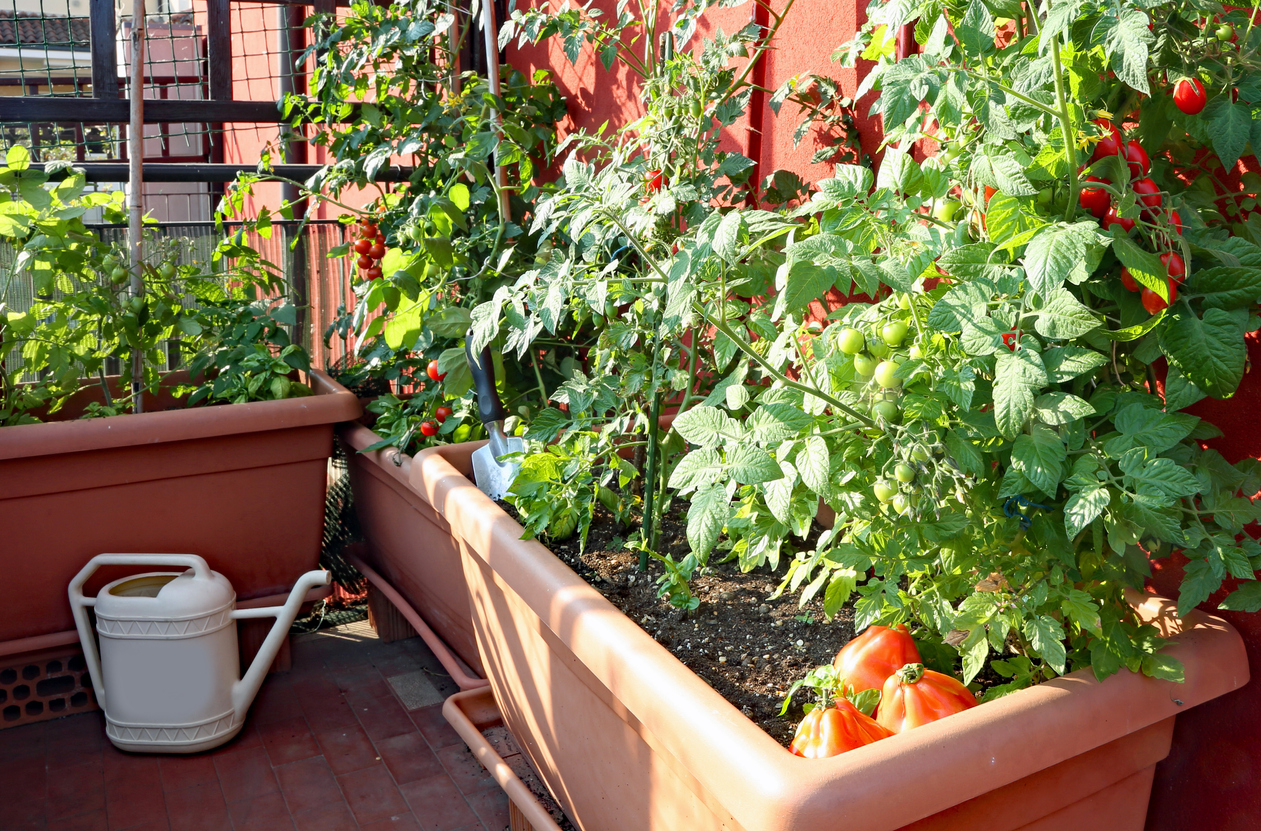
[833,624,923,693]
[876,662,977,733]
[790,699,894,758]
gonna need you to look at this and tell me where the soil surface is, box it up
[541,506,855,747]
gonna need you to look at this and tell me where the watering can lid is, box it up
[94,568,235,621]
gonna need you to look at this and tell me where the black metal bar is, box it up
[206,0,233,100]
[0,98,283,124]
[40,163,415,183]
[89,0,119,99]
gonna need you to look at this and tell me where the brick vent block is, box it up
[366,584,417,643]
[0,646,98,729]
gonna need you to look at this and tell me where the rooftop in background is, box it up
[0,620,517,831]
[0,9,91,51]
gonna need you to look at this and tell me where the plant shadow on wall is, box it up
[218,0,569,457]
[478,0,1261,749]
[0,147,316,424]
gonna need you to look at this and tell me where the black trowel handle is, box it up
[465,333,508,425]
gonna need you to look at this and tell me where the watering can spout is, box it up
[230,569,331,721]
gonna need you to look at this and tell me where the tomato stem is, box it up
[1048,20,1080,222]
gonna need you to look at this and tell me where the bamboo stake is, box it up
[127,0,146,413]
[479,0,509,219]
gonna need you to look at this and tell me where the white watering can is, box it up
[69,553,330,754]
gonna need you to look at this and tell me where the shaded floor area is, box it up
[0,621,517,831]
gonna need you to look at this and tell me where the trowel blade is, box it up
[471,435,524,502]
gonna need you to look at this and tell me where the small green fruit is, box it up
[159,262,176,279]
[874,360,901,389]
[911,446,931,462]
[891,493,911,515]
[872,399,900,423]
[909,344,923,360]
[881,321,908,347]
[894,463,916,483]
[873,480,897,503]
[897,293,911,311]
[838,327,866,355]
[110,267,128,285]
[1217,23,1235,41]
[867,337,890,359]
[932,199,961,223]
[853,353,879,377]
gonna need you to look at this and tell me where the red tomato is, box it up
[1123,141,1150,178]
[1167,209,1183,236]
[357,254,374,269]
[1079,177,1111,219]
[1141,282,1178,314]
[1173,78,1207,114]
[833,625,923,694]
[369,243,386,259]
[1132,178,1162,214]
[376,233,386,245]
[1001,327,1018,350]
[1161,251,1187,284]
[1091,119,1123,161]
[646,169,664,193]
[1103,209,1135,233]
[419,420,438,437]
[366,266,383,280]
[790,700,894,759]
[354,238,373,256]
[360,222,378,238]
[983,185,997,204]
[1121,267,1140,292]
[427,359,446,382]
[875,663,978,733]
[434,405,453,423]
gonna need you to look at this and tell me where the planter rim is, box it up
[0,369,361,462]
[413,439,1250,831]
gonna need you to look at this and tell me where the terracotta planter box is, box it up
[0,370,360,653]
[338,421,484,676]
[411,440,1249,831]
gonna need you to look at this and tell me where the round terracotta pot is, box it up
[409,440,1248,831]
[0,370,360,654]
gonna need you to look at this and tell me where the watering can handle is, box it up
[67,553,215,710]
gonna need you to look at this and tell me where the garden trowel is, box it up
[465,336,523,501]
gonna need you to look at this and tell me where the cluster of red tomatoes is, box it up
[418,359,452,438]
[1077,120,1185,315]
[351,220,387,280]
[790,624,977,758]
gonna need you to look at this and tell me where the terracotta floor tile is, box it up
[46,757,106,819]
[464,787,510,831]
[338,765,410,825]
[226,791,294,831]
[114,821,171,831]
[101,746,161,784]
[342,679,396,710]
[289,800,358,831]
[57,809,109,831]
[358,813,422,831]
[250,680,305,726]
[212,746,278,804]
[104,774,167,830]
[315,725,381,775]
[274,756,343,814]
[47,743,104,772]
[435,745,495,796]
[301,696,361,735]
[399,774,479,831]
[374,732,444,786]
[408,706,463,752]
[157,756,218,793]
[258,716,321,766]
[354,697,416,744]
[4,757,47,803]
[0,722,48,761]
[163,781,231,831]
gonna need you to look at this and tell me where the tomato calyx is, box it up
[1091,119,1123,161]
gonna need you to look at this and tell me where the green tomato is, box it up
[867,336,890,359]
[872,399,900,423]
[853,353,879,377]
[873,480,897,503]
[894,463,916,483]
[874,360,901,389]
[102,255,118,270]
[159,262,176,279]
[110,267,128,285]
[881,321,908,347]
[890,493,911,516]
[908,344,924,360]
[1217,23,1235,41]
[932,199,961,223]
[911,446,931,463]
[129,296,145,314]
[1037,188,1053,207]
[838,327,866,355]
[897,293,911,311]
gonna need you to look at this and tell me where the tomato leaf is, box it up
[993,349,1047,438]
[1022,221,1104,296]
[1159,308,1247,399]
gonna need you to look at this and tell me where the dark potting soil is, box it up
[540,506,855,747]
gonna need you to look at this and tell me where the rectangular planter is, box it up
[411,440,1250,831]
[338,422,484,677]
[0,370,361,652]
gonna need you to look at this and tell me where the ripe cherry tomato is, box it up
[357,254,374,269]
[1161,251,1187,284]
[1141,282,1177,314]
[1001,327,1019,350]
[376,233,386,245]
[646,169,664,193]
[354,238,373,256]
[1091,119,1123,161]
[789,700,893,758]
[1121,267,1140,292]
[360,222,378,238]
[419,420,438,437]
[1173,78,1207,115]
[368,243,386,259]
[1132,178,1162,215]
[983,185,997,204]
[1123,141,1150,178]
[833,625,923,694]
[427,359,446,382]
[434,405,453,423]
[876,663,978,733]
[1079,177,1111,219]
[366,266,383,280]
[1103,209,1135,233]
